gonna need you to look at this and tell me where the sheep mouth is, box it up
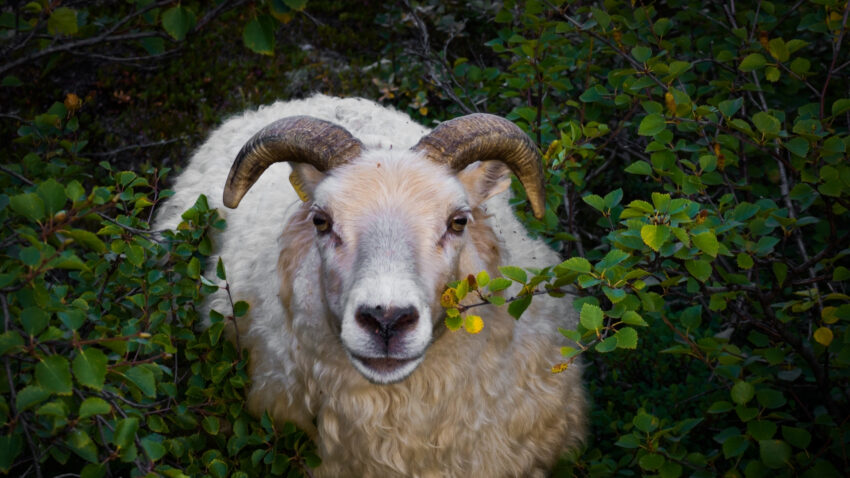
[350,353,423,383]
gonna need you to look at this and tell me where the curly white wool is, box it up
[155,94,586,477]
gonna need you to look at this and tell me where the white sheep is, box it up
[155,94,586,477]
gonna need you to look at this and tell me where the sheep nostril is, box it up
[355,305,419,339]
[389,306,419,334]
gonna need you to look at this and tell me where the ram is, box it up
[155,95,586,476]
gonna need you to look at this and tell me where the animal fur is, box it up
[155,94,586,477]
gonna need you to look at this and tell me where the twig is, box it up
[819,1,850,119]
[402,0,476,115]
[89,138,185,158]
[96,212,165,243]
[0,164,35,185]
[2,295,43,478]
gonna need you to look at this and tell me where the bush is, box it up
[433,1,849,475]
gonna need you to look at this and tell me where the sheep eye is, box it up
[312,214,331,233]
[449,216,468,233]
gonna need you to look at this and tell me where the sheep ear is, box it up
[456,160,511,208]
[289,163,326,202]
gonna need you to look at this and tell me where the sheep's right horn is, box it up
[223,116,363,208]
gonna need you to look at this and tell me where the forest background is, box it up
[0,0,848,477]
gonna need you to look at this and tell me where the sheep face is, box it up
[300,150,494,384]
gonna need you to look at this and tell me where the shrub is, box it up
[432,1,849,475]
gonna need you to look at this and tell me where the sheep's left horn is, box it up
[223,116,363,208]
[411,114,546,219]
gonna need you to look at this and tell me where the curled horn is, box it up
[411,114,546,219]
[223,116,363,208]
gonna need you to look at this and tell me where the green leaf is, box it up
[582,194,605,212]
[445,314,462,331]
[781,426,811,449]
[731,380,755,405]
[507,294,532,319]
[125,366,156,398]
[476,270,490,287]
[784,137,809,157]
[638,114,666,136]
[10,193,45,221]
[141,435,167,461]
[72,347,108,391]
[767,38,789,62]
[37,178,66,214]
[65,229,107,253]
[759,440,791,469]
[692,231,719,257]
[162,6,197,41]
[67,429,98,463]
[499,266,527,284]
[640,225,670,252]
[595,336,618,352]
[638,453,665,471]
[20,306,49,336]
[243,15,276,55]
[722,434,749,458]
[624,160,653,175]
[113,417,140,449]
[736,252,754,269]
[832,98,850,116]
[603,188,623,208]
[615,327,638,349]
[36,355,73,395]
[739,53,767,71]
[747,420,777,440]
[187,256,201,279]
[556,257,591,274]
[685,259,712,282]
[47,7,78,35]
[631,46,652,62]
[718,97,743,117]
[621,311,648,327]
[752,112,781,135]
[233,300,250,317]
[79,397,111,419]
[591,7,611,29]
[580,303,604,331]
[15,385,50,412]
[216,257,227,280]
[0,434,23,473]
[488,277,512,292]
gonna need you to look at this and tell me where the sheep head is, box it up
[223,114,544,384]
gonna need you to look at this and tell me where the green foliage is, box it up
[0,104,318,476]
[432,0,849,475]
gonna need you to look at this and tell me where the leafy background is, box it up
[1,0,848,476]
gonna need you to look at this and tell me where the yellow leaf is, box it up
[821,306,839,324]
[551,362,570,373]
[813,327,833,346]
[464,315,484,334]
[665,91,676,115]
[440,289,458,309]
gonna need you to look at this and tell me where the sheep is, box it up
[154,94,586,477]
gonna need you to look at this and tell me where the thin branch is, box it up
[0,164,35,185]
[819,1,850,119]
[2,295,42,478]
[89,138,185,158]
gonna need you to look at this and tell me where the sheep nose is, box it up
[355,305,419,341]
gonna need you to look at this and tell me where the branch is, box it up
[819,1,850,119]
